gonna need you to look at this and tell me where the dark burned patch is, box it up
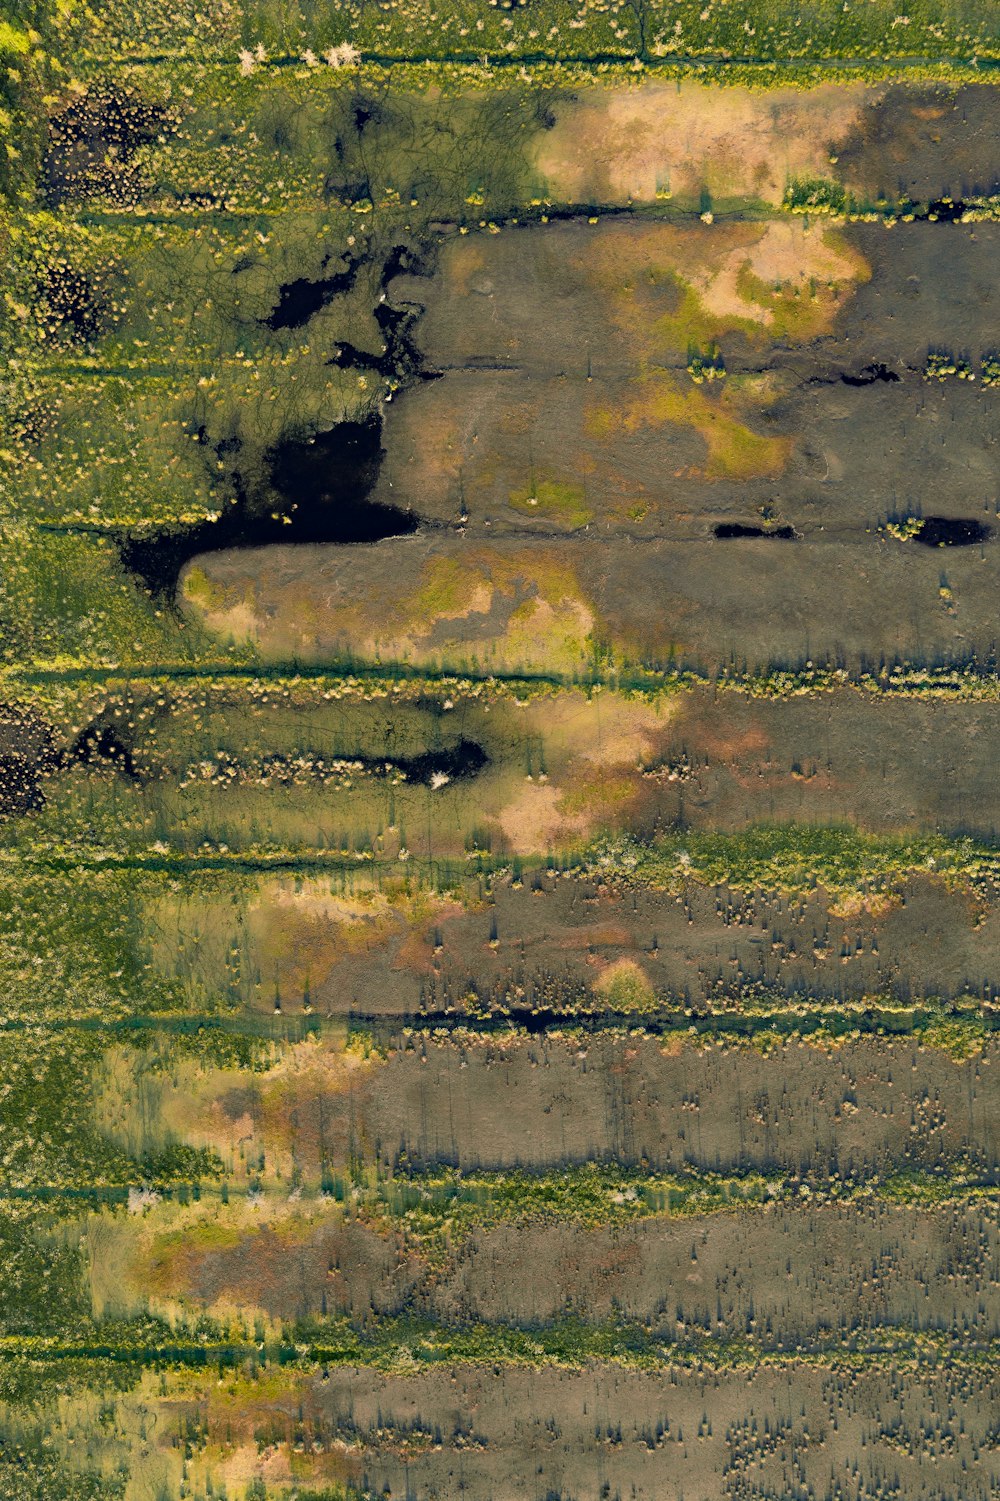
[329,305,426,382]
[322,171,373,205]
[39,263,118,345]
[714,523,797,541]
[322,244,431,380]
[327,339,397,377]
[358,1001,647,1036]
[267,420,397,533]
[381,242,427,287]
[121,230,432,599]
[319,249,428,384]
[351,93,386,135]
[913,517,992,547]
[169,189,225,210]
[118,417,418,600]
[0,706,59,818]
[841,363,900,387]
[196,740,489,790]
[218,1086,260,1123]
[43,80,174,208]
[925,197,971,222]
[0,751,48,815]
[0,703,149,819]
[67,723,141,782]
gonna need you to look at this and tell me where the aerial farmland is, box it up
[0,2,999,1497]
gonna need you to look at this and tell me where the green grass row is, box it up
[13,661,1000,701]
[7,812,1000,891]
[42,0,1000,67]
[2,826,1000,1026]
[594,825,994,897]
[355,1160,1000,1257]
[0,1318,992,1375]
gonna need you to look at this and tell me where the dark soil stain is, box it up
[208,740,489,789]
[714,523,797,540]
[0,707,59,817]
[914,516,992,547]
[67,723,142,782]
[0,750,48,815]
[262,252,363,331]
[841,363,901,387]
[832,85,1000,205]
[0,703,153,817]
[925,198,973,221]
[40,264,115,345]
[381,739,489,786]
[119,417,418,599]
[120,237,436,599]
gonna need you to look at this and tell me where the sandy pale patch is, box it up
[536,81,873,207]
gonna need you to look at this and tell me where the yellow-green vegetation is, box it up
[881,514,925,542]
[686,345,726,383]
[508,480,593,530]
[46,0,1000,72]
[579,219,867,357]
[590,957,657,1012]
[178,547,602,677]
[785,177,1000,223]
[590,371,791,480]
[593,825,994,899]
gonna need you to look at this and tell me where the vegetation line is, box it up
[4,660,576,692]
[0,1001,992,1065]
[0,848,415,873]
[76,51,1000,74]
[0,1323,994,1374]
[2,1165,996,1212]
[10,658,1000,702]
[9,826,1000,896]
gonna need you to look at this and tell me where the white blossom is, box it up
[128,1187,160,1214]
[324,41,361,68]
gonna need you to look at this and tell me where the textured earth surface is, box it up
[1,7,999,1500]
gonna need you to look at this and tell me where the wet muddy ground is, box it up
[182,192,1000,679]
[116,1030,997,1184]
[104,1194,1000,1338]
[32,682,1000,858]
[228,1362,1000,1500]
[372,216,998,542]
[184,529,1000,674]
